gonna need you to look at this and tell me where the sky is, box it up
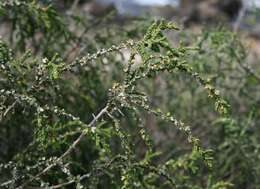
[132,0,178,6]
[133,0,260,7]
[250,0,260,7]
[99,0,260,12]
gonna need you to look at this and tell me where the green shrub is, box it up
[0,1,259,189]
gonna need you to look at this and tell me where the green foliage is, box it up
[0,0,71,55]
[0,1,260,189]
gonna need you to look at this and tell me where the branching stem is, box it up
[18,105,109,189]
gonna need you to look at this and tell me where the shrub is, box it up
[0,1,259,189]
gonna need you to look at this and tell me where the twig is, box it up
[17,105,109,189]
[0,100,17,122]
[70,0,80,12]
[233,1,247,32]
[0,180,12,188]
[47,155,124,189]
[238,61,260,81]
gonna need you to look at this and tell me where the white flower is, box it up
[37,107,44,113]
[42,58,48,64]
[215,90,220,95]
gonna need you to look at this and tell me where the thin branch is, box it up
[70,0,80,12]
[238,61,260,81]
[0,100,17,122]
[29,155,125,189]
[54,157,123,189]
[0,180,12,188]
[233,1,247,32]
[17,105,109,189]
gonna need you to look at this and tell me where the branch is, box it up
[233,2,247,32]
[0,100,17,122]
[238,61,260,81]
[49,155,124,189]
[70,0,80,12]
[17,105,109,189]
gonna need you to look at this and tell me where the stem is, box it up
[48,155,124,189]
[18,105,109,189]
[0,100,17,122]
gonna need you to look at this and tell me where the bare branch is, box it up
[0,100,17,122]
